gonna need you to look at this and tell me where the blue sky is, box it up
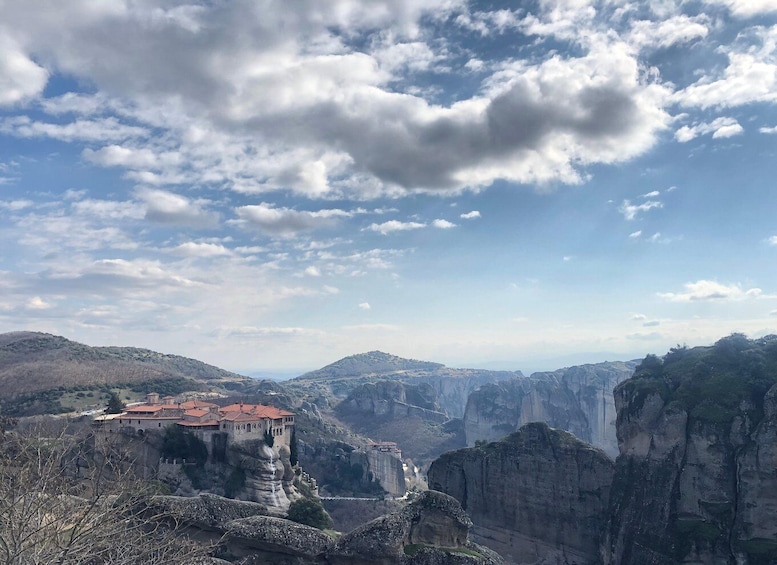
[1,0,777,374]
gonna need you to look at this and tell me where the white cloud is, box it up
[648,232,663,243]
[0,116,146,142]
[759,125,777,134]
[675,26,777,110]
[72,198,145,220]
[641,190,660,198]
[675,117,744,142]
[364,220,426,235]
[358,302,371,310]
[0,199,33,211]
[712,123,745,139]
[658,280,767,302]
[0,35,48,105]
[26,296,52,310]
[15,211,139,253]
[235,203,351,236]
[460,210,481,219]
[627,15,708,50]
[304,266,321,277]
[700,0,777,17]
[171,242,233,258]
[768,235,777,245]
[136,188,218,227]
[619,199,663,220]
[630,313,647,321]
[629,230,642,238]
[432,219,456,229]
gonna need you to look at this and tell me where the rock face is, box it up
[227,440,292,511]
[331,490,504,565]
[432,337,777,564]
[364,448,406,497]
[602,336,777,565]
[428,423,614,564]
[146,493,269,529]
[338,380,449,424]
[225,515,334,559]
[463,361,636,456]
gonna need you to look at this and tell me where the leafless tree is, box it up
[0,424,211,565]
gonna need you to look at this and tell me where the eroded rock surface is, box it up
[463,361,636,456]
[603,336,777,564]
[225,515,334,558]
[147,493,268,529]
[429,422,613,564]
[331,490,503,565]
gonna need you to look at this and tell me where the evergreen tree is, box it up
[106,392,125,414]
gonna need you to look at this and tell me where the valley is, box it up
[2,331,777,564]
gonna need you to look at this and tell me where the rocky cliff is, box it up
[432,337,777,564]
[337,380,449,423]
[463,361,636,456]
[603,335,777,564]
[428,422,614,564]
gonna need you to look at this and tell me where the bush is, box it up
[286,498,333,530]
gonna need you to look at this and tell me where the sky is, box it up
[1,0,777,376]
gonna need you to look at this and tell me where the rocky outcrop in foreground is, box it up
[463,361,636,456]
[150,491,502,564]
[428,423,614,564]
[331,490,504,565]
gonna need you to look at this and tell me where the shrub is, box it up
[286,498,333,530]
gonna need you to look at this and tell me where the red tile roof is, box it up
[125,404,164,413]
[179,399,218,410]
[219,403,294,419]
[176,420,220,427]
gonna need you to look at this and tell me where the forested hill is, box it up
[0,331,252,416]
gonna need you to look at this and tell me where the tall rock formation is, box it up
[602,335,777,565]
[428,422,614,564]
[463,361,636,456]
[227,441,292,511]
[428,336,777,564]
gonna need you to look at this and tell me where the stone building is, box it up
[93,393,295,447]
